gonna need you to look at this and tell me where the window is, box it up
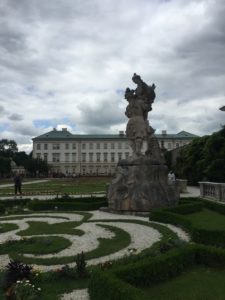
[52,153,60,162]
[82,153,86,162]
[65,143,69,150]
[72,143,76,149]
[96,143,100,149]
[89,152,93,162]
[89,143,93,149]
[118,152,122,161]
[36,153,41,159]
[111,152,115,162]
[44,144,48,150]
[161,141,164,148]
[53,144,60,150]
[82,143,86,150]
[65,153,70,162]
[125,152,129,159]
[168,143,171,150]
[96,152,101,162]
[176,143,179,148]
[111,143,115,149]
[37,144,41,150]
[72,153,76,162]
[104,152,108,162]
[104,143,108,149]
[44,153,48,161]
[118,142,122,149]
[125,143,129,149]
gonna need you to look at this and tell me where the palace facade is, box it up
[32,128,197,176]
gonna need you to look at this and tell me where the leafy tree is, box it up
[0,139,18,155]
[175,126,225,184]
[0,156,11,177]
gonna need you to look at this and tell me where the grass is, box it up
[10,224,131,265]
[0,177,111,196]
[0,236,72,255]
[184,208,225,230]
[0,223,19,233]
[142,266,225,300]
[18,221,84,236]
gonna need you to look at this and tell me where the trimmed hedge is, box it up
[113,247,195,287]
[28,199,107,211]
[89,269,145,300]
[151,199,225,247]
[0,199,31,208]
[0,204,5,214]
[89,245,225,300]
[202,199,225,215]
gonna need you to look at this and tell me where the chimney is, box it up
[162,130,167,135]
[62,128,67,131]
[53,128,57,131]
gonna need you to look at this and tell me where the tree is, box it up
[0,139,18,156]
[0,156,11,177]
[24,158,49,177]
[175,126,225,184]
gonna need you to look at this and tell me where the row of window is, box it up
[36,142,130,151]
[36,152,130,162]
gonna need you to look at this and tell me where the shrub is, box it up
[28,199,107,211]
[0,204,5,214]
[4,260,33,289]
[75,252,87,278]
[89,269,145,300]
[9,279,41,300]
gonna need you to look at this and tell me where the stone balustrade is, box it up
[199,182,225,202]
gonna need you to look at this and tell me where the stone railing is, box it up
[175,179,187,193]
[199,182,225,202]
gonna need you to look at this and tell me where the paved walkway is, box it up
[180,186,200,198]
[0,179,51,188]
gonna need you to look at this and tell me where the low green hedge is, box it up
[89,269,145,300]
[113,247,195,287]
[202,199,225,215]
[0,199,31,208]
[89,245,225,300]
[0,204,5,214]
[151,200,225,247]
[28,199,107,211]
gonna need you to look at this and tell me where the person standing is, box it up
[14,173,22,197]
[168,171,176,185]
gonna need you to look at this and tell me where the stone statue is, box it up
[107,74,179,214]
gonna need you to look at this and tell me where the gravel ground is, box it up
[0,210,190,300]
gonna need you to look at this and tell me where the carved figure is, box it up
[125,74,157,158]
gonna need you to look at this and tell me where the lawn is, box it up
[142,266,225,300]
[0,177,111,196]
[184,208,225,231]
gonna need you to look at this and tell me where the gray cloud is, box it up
[0,0,224,151]
[8,113,24,121]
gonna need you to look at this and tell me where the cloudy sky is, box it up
[0,0,224,153]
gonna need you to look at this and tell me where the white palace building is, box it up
[32,128,197,176]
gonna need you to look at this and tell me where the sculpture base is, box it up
[107,157,179,212]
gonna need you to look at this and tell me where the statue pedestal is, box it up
[107,157,179,213]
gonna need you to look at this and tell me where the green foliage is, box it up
[0,139,18,154]
[175,126,225,184]
[28,198,107,211]
[11,279,41,300]
[0,204,5,214]
[151,199,225,247]
[4,260,33,289]
[89,269,145,300]
[0,156,11,177]
[75,252,87,278]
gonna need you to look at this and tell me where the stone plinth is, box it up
[107,157,179,213]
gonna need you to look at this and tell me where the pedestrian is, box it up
[168,170,176,185]
[14,172,22,197]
